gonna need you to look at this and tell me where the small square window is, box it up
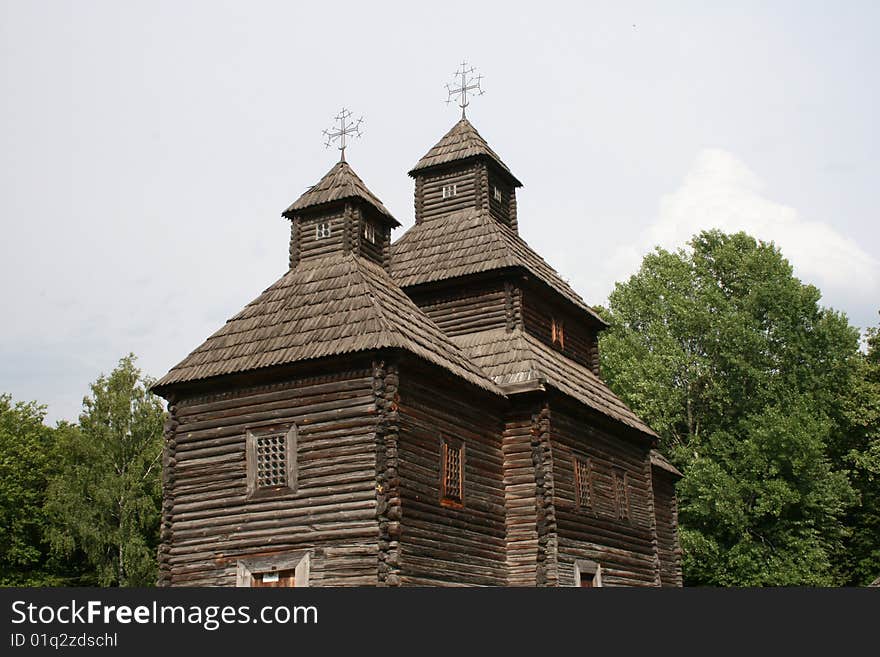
[613,468,630,521]
[315,222,331,239]
[442,183,457,199]
[551,317,565,349]
[363,222,376,244]
[440,438,464,506]
[246,426,297,498]
[574,456,592,510]
[493,186,503,202]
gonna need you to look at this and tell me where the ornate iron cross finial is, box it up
[445,61,484,119]
[323,108,363,161]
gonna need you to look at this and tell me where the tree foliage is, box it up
[600,230,862,585]
[0,396,59,585]
[44,354,165,586]
[838,317,880,584]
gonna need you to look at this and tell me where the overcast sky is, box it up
[2,1,878,424]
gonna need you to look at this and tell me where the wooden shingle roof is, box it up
[154,253,500,395]
[453,328,657,439]
[390,209,607,326]
[650,450,683,477]
[409,118,522,186]
[283,160,399,225]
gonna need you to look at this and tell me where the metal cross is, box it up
[323,108,363,161]
[446,61,484,119]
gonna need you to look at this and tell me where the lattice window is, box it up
[574,456,592,510]
[440,439,464,505]
[551,317,565,349]
[246,426,297,498]
[315,222,331,239]
[613,468,630,521]
[442,183,457,199]
[256,434,287,489]
[363,222,376,244]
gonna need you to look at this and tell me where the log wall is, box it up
[416,165,480,222]
[522,290,599,374]
[295,209,347,264]
[501,404,540,586]
[162,367,381,586]
[652,470,683,587]
[407,278,512,337]
[395,364,507,586]
[549,402,660,587]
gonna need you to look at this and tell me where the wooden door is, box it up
[252,569,296,587]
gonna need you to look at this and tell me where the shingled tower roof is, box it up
[409,118,522,186]
[390,208,607,326]
[154,253,500,395]
[283,160,399,225]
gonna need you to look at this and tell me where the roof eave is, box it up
[282,197,401,227]
[407,154,523,188]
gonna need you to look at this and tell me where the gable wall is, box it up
[160,366,381,586]
[522,288,600,374]
[549,401,660,587]
[405,276,518,337]
[395,361,507,585]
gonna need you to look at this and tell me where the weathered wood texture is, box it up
[549,402,661,587]
[395,364,508,586]
[406,278,512,337]
[417,165,480,223]
[295,210,346,264]
[374,359,402,586]
[162,369,381,586]
[502,405,540,586]
[488,172,515,229]
[522,290,600,375]
[652,470,683,587]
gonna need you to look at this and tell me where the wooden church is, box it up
[152,86,683,587]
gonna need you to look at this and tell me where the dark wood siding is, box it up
[522,290,599,374]
[502,404,540,586]
[396,364,507,586]
[418,165,480,222]
[550,403,660,587]
[407,279,511,337]
[353,206,389,268]
[652,471,683,587]
[163,368,380,586]
[488,173,512,226]
[297,210,346,263]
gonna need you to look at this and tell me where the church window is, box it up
[442,183,457,199]
[440,437,464,506]
[315,222,331,239]
[246,425,297,498]
[574,456,592,510]
[493,185,503,202]
[363,222,376,244]
[613,468,630,521]
[551,317,565,349]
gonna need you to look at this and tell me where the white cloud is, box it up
[603,149,880,315]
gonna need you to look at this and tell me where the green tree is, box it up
[599,230,860,585]
[838,315,880,584]
[45,355,165,586]
[0,395,59,585]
